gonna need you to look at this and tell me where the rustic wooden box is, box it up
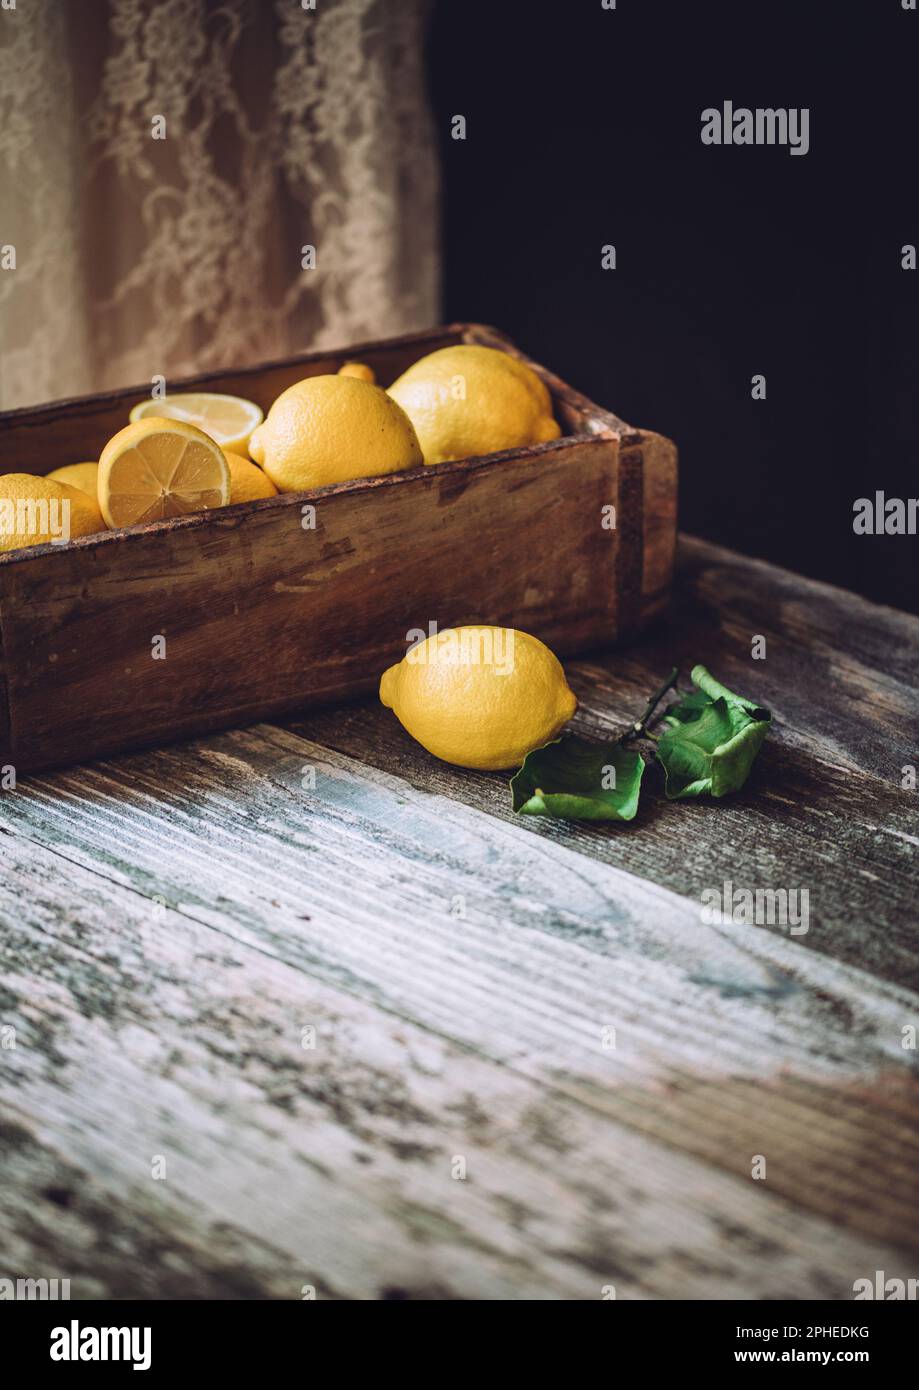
[0,323,677,773]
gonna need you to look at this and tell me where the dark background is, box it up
[428,0,919,615]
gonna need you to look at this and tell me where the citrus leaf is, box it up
[656,665,771,799]
[511,736,645,820]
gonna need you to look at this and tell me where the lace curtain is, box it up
[0,0,440,409]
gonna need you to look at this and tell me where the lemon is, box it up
[0,473,105,553]
[337,361,376,383]
[47,461,99,497]
[387,345,561,465]
[129,392,263,456]
[224,451,279,503]
[248,374,422,492]
[98,418,230,528]
[379,625,577,770]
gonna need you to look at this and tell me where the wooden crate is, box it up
[0,323,677,773]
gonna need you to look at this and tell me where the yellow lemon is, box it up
[0,473,105,553]
[129,392,263,456]
[248,374,422,492]
[47,461,99,497]
[98,418,230,529]
[224,451,279,503]
[337,361,376,383]
[386,344,561,465]
[379,625,577,770]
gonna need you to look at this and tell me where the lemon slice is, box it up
[98,418,230,528]
[129,392,264,456]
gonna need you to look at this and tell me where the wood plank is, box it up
[2,726,917,1256]
[0,830,908,1300]
[668,537,919,778]
[297,693,919,986]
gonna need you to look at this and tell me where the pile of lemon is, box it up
[0,345,559,554]
[0,345,571,772]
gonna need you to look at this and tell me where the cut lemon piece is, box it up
[98,418,230,529]
[129,392,264,456]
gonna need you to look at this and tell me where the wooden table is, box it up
[2,536,917,1300]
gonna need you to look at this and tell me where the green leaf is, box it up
[655,664,771,799]
[511,736,645,820]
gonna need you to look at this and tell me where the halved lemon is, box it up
[129,392,264,456]
[98,418,230,529]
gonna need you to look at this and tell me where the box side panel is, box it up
[1,439,622,771]
[639,429,679,621]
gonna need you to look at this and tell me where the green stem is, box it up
[691,664,759,712]
[620,666,679,744]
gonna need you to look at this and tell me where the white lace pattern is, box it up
[0,0,440,408]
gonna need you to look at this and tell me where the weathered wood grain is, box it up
[2,724,916,1258]
[1,534,915,1299]
[0,828,911,1300]
[666,538,919,779]
[297,705,919,986]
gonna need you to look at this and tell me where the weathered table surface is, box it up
[1,535,917,1300]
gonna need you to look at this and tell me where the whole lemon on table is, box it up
[47,461,99,497]
[386,345,561,465]
[249,375,422,492]
[0,474,104,552]
[379,626,577,771]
